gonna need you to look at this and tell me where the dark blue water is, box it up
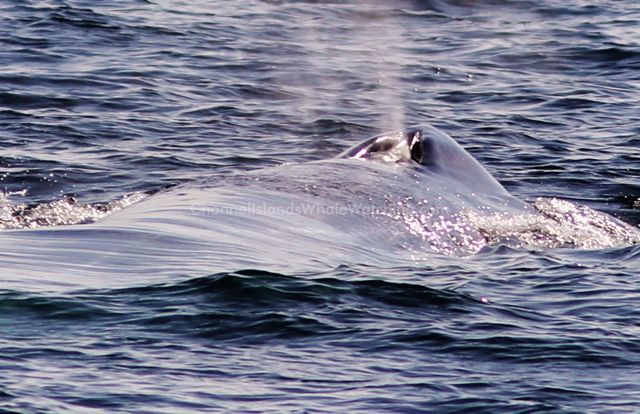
[1,0,640,412]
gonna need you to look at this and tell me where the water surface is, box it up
[1,0,639,412]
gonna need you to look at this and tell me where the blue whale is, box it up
[0,125,638,290]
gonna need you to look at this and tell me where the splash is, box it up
[468,197,640,251]
[0,191,147,230]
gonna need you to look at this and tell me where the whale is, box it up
[0,125,638,290]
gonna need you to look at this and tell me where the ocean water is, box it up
[1,0,640,413]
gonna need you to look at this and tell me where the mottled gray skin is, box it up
[0,125,637,291]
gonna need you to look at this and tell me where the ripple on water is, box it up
[1,0,640,412]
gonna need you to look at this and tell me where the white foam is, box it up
[467,197,640,251]
[0,191,147,230]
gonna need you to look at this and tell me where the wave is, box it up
[2,268,638,367]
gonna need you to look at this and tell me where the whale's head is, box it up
[340,125,510,196]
